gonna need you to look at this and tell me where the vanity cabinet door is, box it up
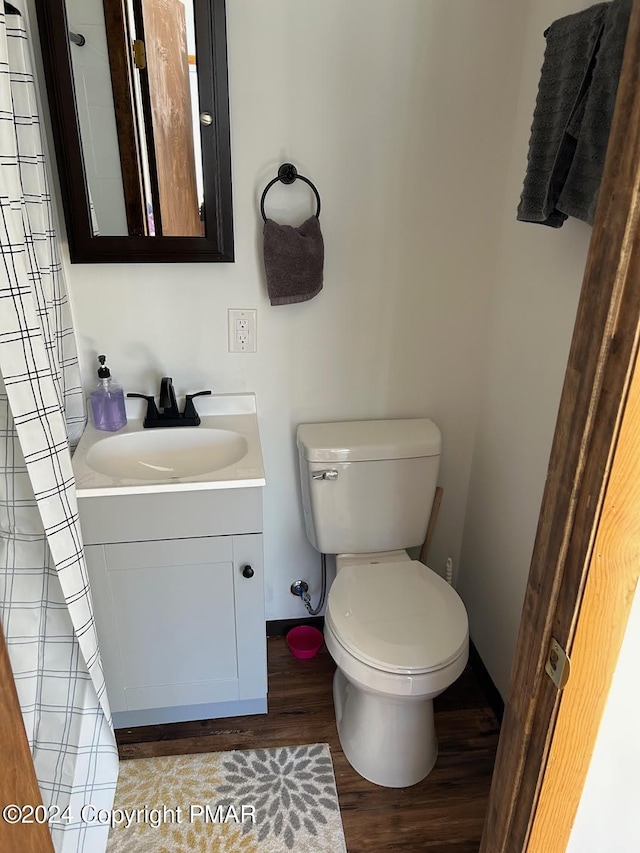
[85,533,266,724]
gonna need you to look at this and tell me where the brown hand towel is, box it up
[263,216,324,306]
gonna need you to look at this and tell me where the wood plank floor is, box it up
[116,638,500,852]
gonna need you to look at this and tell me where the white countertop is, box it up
[72,393,266,498]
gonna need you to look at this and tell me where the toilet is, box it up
[296,418,469,788]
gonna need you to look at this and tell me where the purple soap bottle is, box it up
[90,355,127,432]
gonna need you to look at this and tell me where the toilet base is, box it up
[333,669,438,788]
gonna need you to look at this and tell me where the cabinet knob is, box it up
[242,565,255,579]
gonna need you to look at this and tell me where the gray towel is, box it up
[517,3,608,227]
[557,0,632,223]
[263,216,324,306]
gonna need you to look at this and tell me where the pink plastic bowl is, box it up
[286,626,324,659]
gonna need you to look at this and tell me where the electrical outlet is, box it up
[228,309,257,353]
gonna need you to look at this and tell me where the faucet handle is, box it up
[182,391,212,421]
[127,393,159,425]
[159,376,178,414]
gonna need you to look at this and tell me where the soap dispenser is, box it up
[90,355,127,432]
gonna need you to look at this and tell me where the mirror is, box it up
[35,0,234,263]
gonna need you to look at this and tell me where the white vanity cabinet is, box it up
[79,487,267,728]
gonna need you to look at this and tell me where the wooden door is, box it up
[103,0,147,236]
[480,1,640,849]
[140,0,202,236]
[527,337,640,850]
[0,622,54,853]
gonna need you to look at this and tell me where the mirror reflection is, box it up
[66,0,204,237]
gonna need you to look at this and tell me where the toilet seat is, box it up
[325,560,468,675]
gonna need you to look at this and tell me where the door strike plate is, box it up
[545,637,571,690]
[133,40,147,70]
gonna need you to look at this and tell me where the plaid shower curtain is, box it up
[0,6,118,852]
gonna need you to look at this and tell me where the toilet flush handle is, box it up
[312,469,338,481]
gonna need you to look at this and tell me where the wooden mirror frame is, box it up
[34,0,234,264]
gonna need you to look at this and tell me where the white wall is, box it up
[456,0,593,697]
[50,0,528,620]
[567,584,640,852]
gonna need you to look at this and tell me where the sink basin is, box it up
[72,393,265,497]
[85,428,248,481]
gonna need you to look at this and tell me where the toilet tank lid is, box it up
[296,419,441,463]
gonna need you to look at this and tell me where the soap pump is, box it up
[90,355,127,432]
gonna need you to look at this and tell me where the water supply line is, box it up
[291,553,328,616]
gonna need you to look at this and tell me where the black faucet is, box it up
[128,378,211,428]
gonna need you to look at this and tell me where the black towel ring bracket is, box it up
[260,163,321,222]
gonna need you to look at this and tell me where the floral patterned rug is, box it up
[107,744,347,852]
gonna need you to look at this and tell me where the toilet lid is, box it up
[326,561,468,675]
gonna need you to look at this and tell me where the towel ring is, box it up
[260,163,321,222]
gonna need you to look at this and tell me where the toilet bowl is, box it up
[324,558,468,788]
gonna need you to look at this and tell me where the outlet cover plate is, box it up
[228,309,257,353]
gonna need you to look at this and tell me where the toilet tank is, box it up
[297,419,441,555]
